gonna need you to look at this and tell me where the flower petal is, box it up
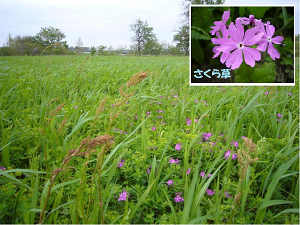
[266,22,275,37]
[244,27,263,46]
[220,52,230,63]
[226,48,243,69]
[255,20,265,31]
[216,42,237,52]
[243,47,261,67]
[235,19,244,42]
[228,22,239,43]
[231,50,243,70]
[222,9,230,23]
[238,17,250,25]
[267,42,280,60]
[256,39,268,51]
[272,36,284,45]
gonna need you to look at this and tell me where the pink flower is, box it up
[174,193,184,202]
[232,141,238,148]
[187,168,191,175]
[232,153,237,160]
[256,21,284,60]
[175,143,182,151]
[206,189,215,196]
[202,132,213,141]
[118,159,125,168]
[118,189,129,201]
[217,19,264,69]
[186,118,191,125]
[169,158,180,164]
[152,126,156,131]
[224,150,237,160]
[200,170,206,178]
[167,180,173,186]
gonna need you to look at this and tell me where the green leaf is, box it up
[251,62,276,83]
[234,62,255,83]
[43,201,75,223]
[239,7,245,17]
[282,7,288,26]
[282,57,294,66]
[191,26,211,41]
[191,39,204,65]
[274,208,300,218]
[259,200,294,210]
[247,7,271,18]
[192,7,214,31]
[255,153,299,223]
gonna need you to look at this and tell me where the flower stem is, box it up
[247,64,250,82]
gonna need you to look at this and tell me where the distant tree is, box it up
[75,37,84,53]
[166,43,184,55]
[97,45,106,55]
[129,19,157,56]
[35,26,67,47]
[143,40,163,55]
[90,46,96,56]
[2,34,43,55]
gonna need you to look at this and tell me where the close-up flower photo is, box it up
[191,6,295,84]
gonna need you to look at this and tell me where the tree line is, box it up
[0,17,188,57]
[0,27,69,56]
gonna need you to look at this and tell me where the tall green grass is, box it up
[0,55,298,224]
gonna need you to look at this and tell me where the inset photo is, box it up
[190,5,295,85]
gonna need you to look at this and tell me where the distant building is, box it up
[68,46,90,53]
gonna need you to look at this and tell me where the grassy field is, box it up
[0,55,299,224]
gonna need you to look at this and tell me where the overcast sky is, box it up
[0,0,298,49]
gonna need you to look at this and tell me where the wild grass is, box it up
[0,55,299,224]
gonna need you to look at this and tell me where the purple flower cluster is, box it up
[206,189,215,196]
[118,159,125,168]
[114,128,128,135]
[186,168,191,175]
[199,170,212,178]
[277,113,282,122]
[202,132,213,141]
[174,193,184,203]
[167,180,173,186]
[231,140,238,148]
[224,150,237,160]
[206,189,232,198]
[186,117,198,125]
[211,9,284,69]
[169,158,180,164]
[118,189,129,201]
[175,143,183,151]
